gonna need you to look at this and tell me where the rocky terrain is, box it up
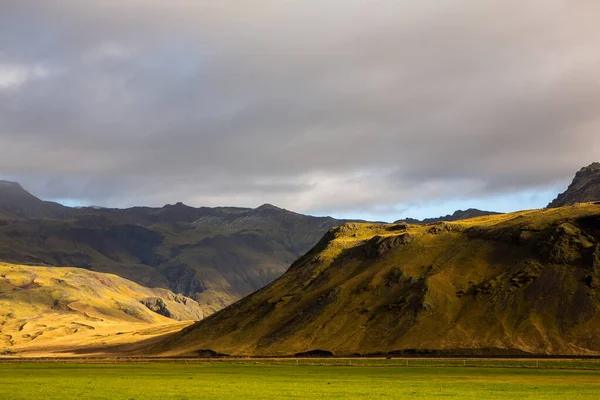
[548,163,600,208]
[149,203,600,357]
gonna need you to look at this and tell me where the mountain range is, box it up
[1,162,600,357]
[0,181,356,314]
[0,180,508,315]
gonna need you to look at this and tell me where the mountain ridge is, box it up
[147,203,600,357]
[395,208,501,224]
[0,183,357,313]
[0,180,73,220]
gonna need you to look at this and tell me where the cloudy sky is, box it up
[1,0,599,221]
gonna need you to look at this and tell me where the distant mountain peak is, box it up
[256,203,283,211]
[395,208,500,224]
[0,180,70,219]
[0,180,24,189]
[165,201,190,208]
[548,162,600,208]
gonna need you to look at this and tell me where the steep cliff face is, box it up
[148,203,600,357]
[548,163,600,208]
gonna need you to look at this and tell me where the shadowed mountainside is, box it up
[0,181,74,219]
[0,182,354,313]
[0,262,202,356]
[548,163,600,208]
[148,203,600,357]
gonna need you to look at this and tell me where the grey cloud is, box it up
[0,0,599,217]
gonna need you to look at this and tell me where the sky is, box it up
[1,0,599,222]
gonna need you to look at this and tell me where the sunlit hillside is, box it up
[0,263,202,357]
[151,203,600,357]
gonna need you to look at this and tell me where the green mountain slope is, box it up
[149,203,600,357]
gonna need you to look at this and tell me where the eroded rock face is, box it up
[548,162,600,208]
[360,234,414,258]
[141,294,204,321]
[427,222,463,235]
[142,298,171,318]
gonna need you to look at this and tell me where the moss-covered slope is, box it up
[150,203,600,357]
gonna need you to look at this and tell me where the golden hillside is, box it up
[149,203,600,357]
[0,263,203,357]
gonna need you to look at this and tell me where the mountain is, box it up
[148,202,600,357]
[0,262,202,356]
[548,162,600,208]
[0,181,73,219]
[0,184,353,314]
[395,208,501,224]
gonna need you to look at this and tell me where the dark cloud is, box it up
[1,0,599,217]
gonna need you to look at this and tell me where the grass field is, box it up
[1,360,599,399]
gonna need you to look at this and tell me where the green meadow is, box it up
[1,360,599,399]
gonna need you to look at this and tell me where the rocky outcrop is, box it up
[141,295,204,321]
[548,162,600,208]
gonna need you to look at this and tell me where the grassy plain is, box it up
[0,360,599,399]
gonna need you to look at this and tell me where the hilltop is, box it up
[0,181,73,219]
[149,203,600,357]
[0,262,202,356]
[548,163,600,208]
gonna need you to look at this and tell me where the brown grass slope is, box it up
[149,203,600,357]
[0,263,202,356]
